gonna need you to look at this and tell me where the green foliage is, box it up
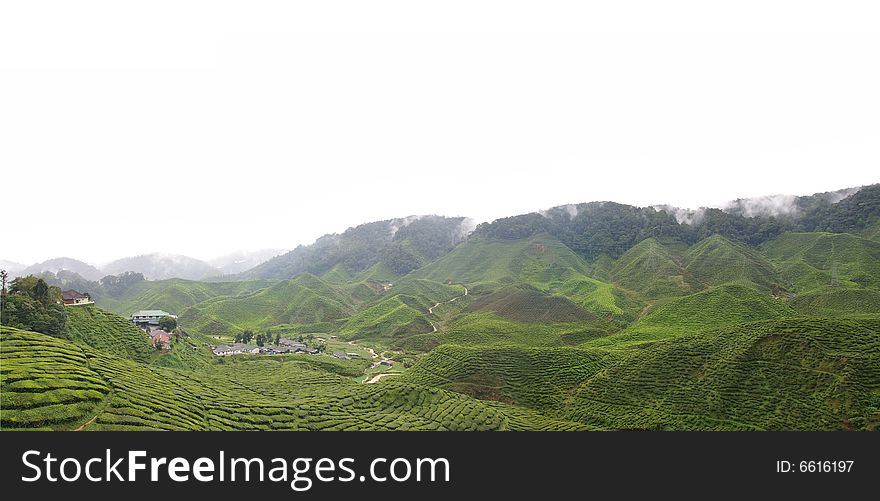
[158,316,177,332]
[1,276,67,338]
[241,216,468,280]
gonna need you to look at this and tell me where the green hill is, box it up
[178,274,354,338]
[761,232,880,292]
[591,284,795,347]
[1,327,586,431]
[864,219,880,242]
[684,235,780,290]
[404,317,880,430]
[96,279,271,317]
[64,305,154,362]
[790,287,880,316]
[610,238,693,298]
[413,234,634,319]
[239,215,469,280]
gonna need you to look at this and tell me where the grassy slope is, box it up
[97,279,272,317]
[65,305,154,362]
[413,234,636,320]
[1,327,112,430]
[178,274,354,338]
[403,317,880,430]
[761,232,880,292]
[610,238,693,298]
[589,284,795,347]
[1,327,587,431]
[685,235,780,290]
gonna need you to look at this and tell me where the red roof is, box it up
[62,290,87,300]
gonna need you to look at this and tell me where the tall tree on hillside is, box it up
[242,329,254,344]
[1,269,8,310]
[33,279,50,306]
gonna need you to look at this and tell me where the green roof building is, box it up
[130,310,177,325]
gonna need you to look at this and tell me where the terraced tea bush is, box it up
[65,305,153,362]
[685,235,780,290]
[589,284,795,347]
[569,318,880,430]
[790,287,880,316]
[1,327,110,430]
[761,232,880,292]
[610,238,694,298]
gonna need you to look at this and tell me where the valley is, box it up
[2,185,879,431]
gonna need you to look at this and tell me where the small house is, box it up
[150,330,171,349]
[62,290,93,306]
[332,351,351,360]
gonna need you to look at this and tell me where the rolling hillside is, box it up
[610,238,693,298]
[403,318,880,430]
[96,278,271,317]
[1,327,587,431]
[592,284,795,347]
[64,305,154,362]
[761,232,880,292]
[178,274,354,338]
[3,184,879,431]
[684,235,780,290]
[413,234,635,320]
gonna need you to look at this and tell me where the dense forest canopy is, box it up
[474,184,880,260]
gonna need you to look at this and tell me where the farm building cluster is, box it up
[211,337,320,357]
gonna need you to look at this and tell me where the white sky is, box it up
[2,1,879,265]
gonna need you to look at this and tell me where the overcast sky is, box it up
[2,1,878,265]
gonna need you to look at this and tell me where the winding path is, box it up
[427,286,469,314]
[364,372,400,384]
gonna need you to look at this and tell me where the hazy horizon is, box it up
[2,182,875,267]
[3,2,879,265]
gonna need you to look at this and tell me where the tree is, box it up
[241,329,254,344]
[255,333,266,347]
[1,269,8,311]
[2,275,67,338]
[274,332,281,346]
[33,279,50,306]
[158,316,177,332]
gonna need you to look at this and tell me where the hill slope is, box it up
[684,235,780,290]
[240,215,470,280]
[761,232,880,292]
[64,305,154,362]
[403,317,880,430]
